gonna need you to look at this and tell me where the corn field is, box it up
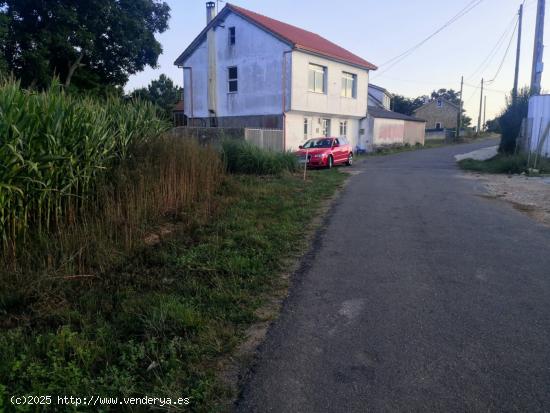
[0,79,168,253]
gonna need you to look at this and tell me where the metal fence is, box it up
[244,128,284,152]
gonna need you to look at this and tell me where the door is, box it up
[322,119,331,137]
[333,138,344,163]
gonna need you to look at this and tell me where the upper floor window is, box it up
[228,66,238,93]
[341,72,356,98]
[308,64,326,94]
[229,27,236,45]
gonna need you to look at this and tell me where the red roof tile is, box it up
[227,4,377,71]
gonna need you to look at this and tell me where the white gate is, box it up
[244,128,284,152]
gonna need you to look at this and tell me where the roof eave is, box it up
[294,46,377,71]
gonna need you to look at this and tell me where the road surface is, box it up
[237,140,550,412]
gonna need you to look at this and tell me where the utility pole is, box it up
[483,95,487,132]
[477,78,484,134]
[531,0,545,95]
[456,76,464,139]
[513,4,523,102]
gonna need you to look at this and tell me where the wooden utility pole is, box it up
[531,0,545,95]
[477,78,484,134]
[483,95,487,132]
[513,4,523,102]
[456,76,464,139]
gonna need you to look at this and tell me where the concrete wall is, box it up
[413,100,459,129]
[372,118,405,146]
[182,12,291,119]
[527,95,550,157]
[404,121,426,145]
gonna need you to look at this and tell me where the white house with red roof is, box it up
[174,2,377,151]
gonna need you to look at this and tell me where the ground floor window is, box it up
[304,118,309,139]
[322,118,331,137]
[435,122,442,129]
[339,120,348,137]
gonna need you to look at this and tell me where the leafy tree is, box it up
[0,0,170,91]
[498,88,530,154]
[131,74,182,119]
[0,13,8,75]
[391,94,425,116]
[430,88,461,106]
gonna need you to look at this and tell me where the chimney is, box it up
[206,2,216,24]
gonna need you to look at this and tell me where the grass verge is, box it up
[458,153,550,175]
[0,168,346,412]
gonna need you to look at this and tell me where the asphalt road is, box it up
[236,139,550,413]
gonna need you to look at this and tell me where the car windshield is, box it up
[302,139,333,149]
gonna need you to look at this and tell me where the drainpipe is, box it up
[182,67,194,125]
[282,50,292,151]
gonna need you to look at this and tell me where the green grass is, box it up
[458,153,550,175]
[222,140,298,175]
[0,169,346,412]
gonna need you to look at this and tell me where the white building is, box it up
[174,2,377,151]
[364,83,426,150]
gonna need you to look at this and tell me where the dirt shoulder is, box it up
[465,173,550,226]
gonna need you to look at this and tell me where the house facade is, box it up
[174,2,377,151]
[413,98,459,130]
[368,84,391,110]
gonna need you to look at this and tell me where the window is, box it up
[322,118,331,137]
[339,120,348,137]
[341,72,356,98]
[437,98,443,107]
[435,122,442,129]
[228,66,238,93]
[228,27,236,45]
[308,64,326,93]
[303,118,309,139]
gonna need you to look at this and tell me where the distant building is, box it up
[413,98,459,130]
[365,84,426,150]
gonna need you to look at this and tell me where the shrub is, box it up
[221,140,298,175]
[498,88,530,154]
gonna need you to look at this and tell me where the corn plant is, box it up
[0,79,169,256]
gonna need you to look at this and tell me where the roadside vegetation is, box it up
[0,80,345,411]
[459,154,550,175]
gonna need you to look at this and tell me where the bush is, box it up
[498,88,530,154]
[221,140,298,175]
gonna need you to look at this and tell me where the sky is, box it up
[125,0,548,122]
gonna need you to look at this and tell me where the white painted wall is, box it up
[290,50,369,118]
[528,95,550,157]
[284,112,361,151]
[181,12,291,118]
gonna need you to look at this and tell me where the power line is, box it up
[486,17,519,83]
[466,14,518,81]
[372,0,486,79]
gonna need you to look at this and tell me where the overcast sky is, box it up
[125,0,547,122]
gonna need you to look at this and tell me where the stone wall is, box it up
[414,100,459,130]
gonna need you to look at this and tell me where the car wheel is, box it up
[327,155,333,169]
[346,153,353,166]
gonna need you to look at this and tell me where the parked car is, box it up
[295,137,353,168]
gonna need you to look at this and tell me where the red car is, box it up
[296,137,353,168]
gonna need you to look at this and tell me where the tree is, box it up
[0,13,8,75]
[0,0,170,91]
[430,88,461,106]
[131,74,182,119]
[391,95,425,116]
[498,88,530,154]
